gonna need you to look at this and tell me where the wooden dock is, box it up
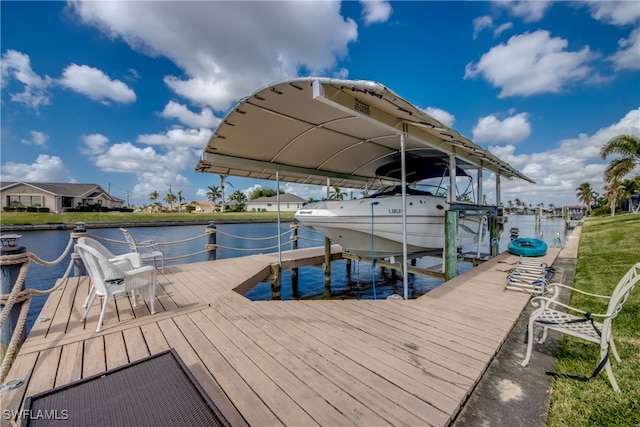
[1,246,560,426]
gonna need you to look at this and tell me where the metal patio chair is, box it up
[521,262,640,392]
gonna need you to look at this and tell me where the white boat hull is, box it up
[295,195,483,259]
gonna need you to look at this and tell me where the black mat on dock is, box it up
[22,349,230,427]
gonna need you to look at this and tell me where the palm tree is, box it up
[176,190,184,212]
[228,190,247,212]
[604,180,625,217]
[576,182,596,213]
[164,192,176,212]
[205,185,222,210]
[219,174,234,213]
[329,185,346,201]
[600,134,640,182]
[149,190,159,212]
[621,177,640,213]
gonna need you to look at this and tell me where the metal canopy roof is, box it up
[195,77,534,189]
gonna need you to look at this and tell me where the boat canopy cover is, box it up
[196,77,534,189]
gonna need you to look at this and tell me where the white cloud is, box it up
[133,171,190,203]
[423,107,455,127]
[586,1,640,26]
[160,101,219,128]
[360,0,392,26]
[136,127,213,149]
[473,15,493,39]
[472,112,531,144]
[70,1,358,111]
[0,49,53,110]
[59,64,136,104]
[609,28,640,71]
[20,130,49,146]
[464,30,597,98]
[0,155,72,182]
[493,22,513,38]
[81,133,110,155]
[495,0,552,23]
[483,108,640,207]
[472,14,512,39]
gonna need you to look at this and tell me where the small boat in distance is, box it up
[295,159,486,259]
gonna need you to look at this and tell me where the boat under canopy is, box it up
[195,77,534,297]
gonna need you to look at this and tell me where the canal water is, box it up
[10,215,570,332]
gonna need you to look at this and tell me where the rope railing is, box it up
[0,221,327,381]
[0,248,77,382]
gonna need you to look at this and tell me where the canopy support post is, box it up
[276,169,282,267]
[401,127,409,300]
[324,177,331,291]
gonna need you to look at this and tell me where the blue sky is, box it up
[2,1,639,208]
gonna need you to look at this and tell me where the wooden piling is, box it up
[270,263,281,300]
[0,242,27,361]
[72,222,87,276]
[444,211,458,280]
[489,216,499,257]
[290,223,299,295]
[206,222,217,261]
[324,236,331,291]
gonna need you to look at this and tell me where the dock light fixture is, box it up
[0,234,21,248]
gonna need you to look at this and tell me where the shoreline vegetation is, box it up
[548,213,639,426]
[0,211,295,231]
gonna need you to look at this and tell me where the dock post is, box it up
[270,264,281,300]
[324,236,331,292]
[206,222,217,261]
[72,222,87,276]
[290,222,299,295]
[0,235,27,361]
[489,216,499,257]
[444,211,458,280]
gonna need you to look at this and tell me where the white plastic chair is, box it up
[76,243,157,332]
[119,227,165,272]
[77,237,144,308]
[521,262,640,392]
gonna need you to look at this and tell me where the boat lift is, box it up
[196,77,534,299]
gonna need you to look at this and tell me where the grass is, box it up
[0,210,295,225]
[546,213,640,427]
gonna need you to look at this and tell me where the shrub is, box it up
[37,207,50,213]
[26,206,38,212]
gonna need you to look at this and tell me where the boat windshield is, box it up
[370,182,448,198]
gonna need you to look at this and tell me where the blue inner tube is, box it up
[508,237,548,257]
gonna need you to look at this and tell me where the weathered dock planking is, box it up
[1,246,560,426]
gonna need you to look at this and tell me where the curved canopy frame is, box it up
[195,77,534,189]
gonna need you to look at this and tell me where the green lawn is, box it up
[547,214,640,427]
[0,211,294,225]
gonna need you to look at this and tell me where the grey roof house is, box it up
[0,182,124,213]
